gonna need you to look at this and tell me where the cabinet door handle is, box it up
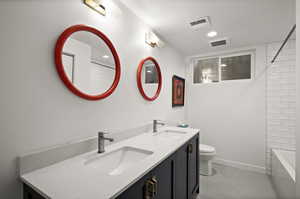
[144,176,158,199]
[151,176,158,196]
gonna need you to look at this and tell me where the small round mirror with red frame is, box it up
[137,57,162,101]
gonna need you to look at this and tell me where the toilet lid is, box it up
[199,144,215,153]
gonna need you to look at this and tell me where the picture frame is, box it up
[172,75,185,107]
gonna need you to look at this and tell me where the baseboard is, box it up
[213,158,266,174]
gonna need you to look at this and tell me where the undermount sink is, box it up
[155,130,187,140]
[84,146,153,175]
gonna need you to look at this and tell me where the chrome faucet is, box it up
[153,120,165,133]
[98,132,114,153]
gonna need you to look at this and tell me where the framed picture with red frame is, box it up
[172,75,185,107]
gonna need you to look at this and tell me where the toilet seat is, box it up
[199,144,215,153]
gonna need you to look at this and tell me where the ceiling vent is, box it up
[189,16,210,30]
[209,38,229,47]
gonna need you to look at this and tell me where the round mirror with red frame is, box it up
[55,25,121,100]
[137,57,162,101]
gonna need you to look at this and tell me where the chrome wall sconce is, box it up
[145,31,165,48]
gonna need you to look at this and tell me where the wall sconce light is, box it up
[145,31,165,48]
[84,0,106,16]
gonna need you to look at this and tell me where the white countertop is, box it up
[21,126,199,199]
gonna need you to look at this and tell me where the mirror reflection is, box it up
[141,60,159,97]
[62,31,115,95]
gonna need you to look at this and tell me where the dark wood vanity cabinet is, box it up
[117,134,199,199]
[150,154,175,199]
[117,155,175,199]
[23,184,45,199]
[187,134,200,198]
[116,172,152,199]
[23,134,199,199]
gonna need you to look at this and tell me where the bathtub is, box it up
[271,149,296,199]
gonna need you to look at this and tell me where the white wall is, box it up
[296,0,300,197]
[186,45,267,170]
[0,1,185,198]
[266,40,296,173]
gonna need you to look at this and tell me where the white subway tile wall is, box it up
[266,40,296,173]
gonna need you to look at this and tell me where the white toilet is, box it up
[199,144,216,176]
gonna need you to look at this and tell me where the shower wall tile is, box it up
[266,40,296,174]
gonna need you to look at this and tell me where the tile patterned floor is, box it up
[198,164,278,199]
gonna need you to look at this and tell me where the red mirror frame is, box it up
[54,25,121,101]
[137,57,162,101]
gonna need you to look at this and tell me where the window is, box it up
[193,52,253,84]
[194,58,219,83]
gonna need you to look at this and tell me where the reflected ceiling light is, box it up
[147,70,152,73]
[84,0,106,16]
[102,55,109,59]
[207,31,218,38]
[220,64,227,67]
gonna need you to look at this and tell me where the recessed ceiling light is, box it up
[102,55,109,59]
[207,31,218,38]
[220,64,227,67]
